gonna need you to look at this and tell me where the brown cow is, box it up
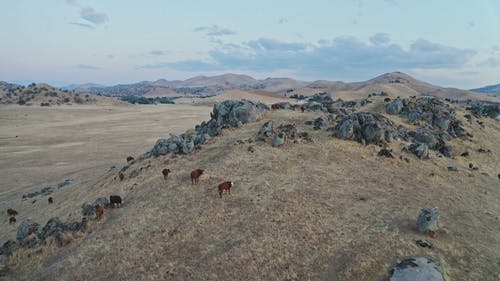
[95,205,104,220]
[300,106,305,113]
[126,156,134,162]
[191,169,204,185]
[162,168,171,180]
[9,217,16,224]
[119,172,125,181]
[384,97,391,103]
[271,104,279,110]
[218,181,233,198]
[48,197,53,204]
[7,208,18,217]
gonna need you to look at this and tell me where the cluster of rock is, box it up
[0,215,88,276]
[22,179,75,200]
[299,93,371,114]
[303,96,469,159]
[145,100,269,157]
[256,120,311,147]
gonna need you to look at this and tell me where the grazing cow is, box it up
[271,104,279,110]
[384,97,391,103]
[48,197,53,204]
[300,106,305,113]
[7,208,18,217]
[9,217,16,224]
[126,156,134,162]
[119,172,125,181]
[110,195,122,208]
[218,181,233,198]
[162,168,171,180]
[95,205,104,220]
[191,169,204,185]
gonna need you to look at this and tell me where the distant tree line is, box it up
[120,96,180,104]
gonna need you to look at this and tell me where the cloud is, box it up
[278,18,288,24]
[76,64,101,70]
[478,57,500,67]
[80,6,108,25]
[369,33,390,45]
[194,25,236,37]
[107,54,114,59]
[149,50,168,56]
[70,22,95,29]
[66,0,78,6]
[164,35,476,79]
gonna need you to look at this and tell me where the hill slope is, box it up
[0,82,121,106]
[1,97,499,280]
[470,84,500,96]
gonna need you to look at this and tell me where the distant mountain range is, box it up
[470,84,500,96]
[4,72,499,103]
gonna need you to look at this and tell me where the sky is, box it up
[1,0,500,88]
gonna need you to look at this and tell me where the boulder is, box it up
[181,139,195,154]
[81,202,95,217]
[332,112,394,145]
[412,129,439,149]
[389,256,445,281]
[417,207,439,235]
[0,240,17,256]
[94,197,110,208]
[213,100,269,128]
[386,99,404,115]
[276,123,297,140]
[272,133,286,147]
[312,114,333,130]
[16,219,41,242]
[409,143,429,159]
[439,145,453,157]
[378,148,394,158]
[257,120,274,141]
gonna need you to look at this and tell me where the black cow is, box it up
[110,195,122,208]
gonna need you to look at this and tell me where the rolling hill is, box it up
[470,83,500,96]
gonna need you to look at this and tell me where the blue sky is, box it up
[1,0,500,88]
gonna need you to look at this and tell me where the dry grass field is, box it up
[0,98,499,280]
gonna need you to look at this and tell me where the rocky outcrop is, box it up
[331,112,397,145]
[147,100,269,157]
[21,179,75,200]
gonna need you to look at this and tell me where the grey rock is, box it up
[409,143,429,159]
[81,202,95,217]
[390,256,444,281]
[93,197,109,208]
[412,129,439,149]
[151,139,170,156]
[213,100,269,128]
[40,218,66,239]
[312,114,333,130]
[181,139,194,154]
[417,207,439,235]
[415,239,433,248]
[386,99,404,115]
[129,169,141,178]
[276,123,297,140]
[447,166,458,172]
[272,133,286,147]
[54,231,70,247]
[378,148,394,158]
[332,112,394,145]
[257,120,274,141]
[0,240,17,257]
[16,219,41,243]
[439,145,453,157]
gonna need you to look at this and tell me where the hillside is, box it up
[0,82,121,106]
[64,72,500,104]
[289,72,500,102]
[0,95,498,280]
[471,83,500,96]
[174,89,293,106]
